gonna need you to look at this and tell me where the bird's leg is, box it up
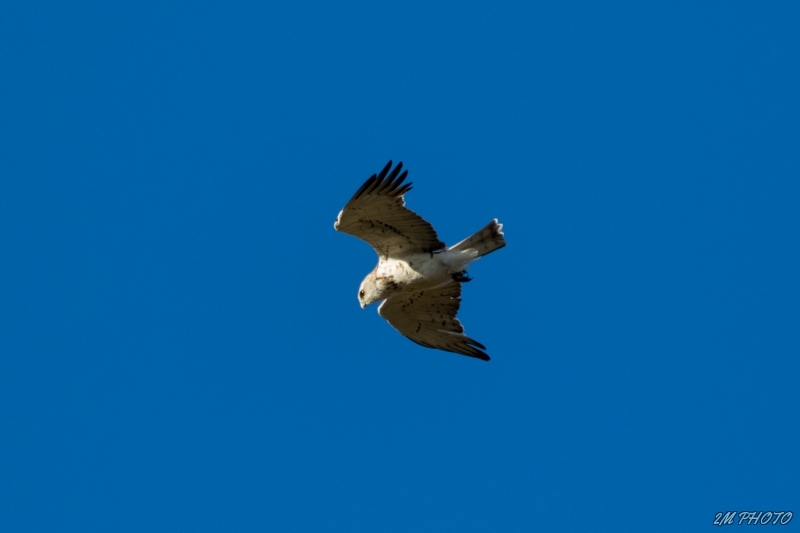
[451,270,472,283]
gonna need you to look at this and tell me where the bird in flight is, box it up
[334,161,506,361]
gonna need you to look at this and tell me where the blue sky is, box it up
[1,1,798,531]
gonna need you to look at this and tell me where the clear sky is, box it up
[1,1,798,531]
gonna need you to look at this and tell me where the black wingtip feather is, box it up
[457,343,490,361]
[376,161,404,195]
[470,339,487,351]
[410,337,490,361]
[348,161,414,203]
[386,161,403,182]
[355,176,376,197]
[377,160,393,180]
[397,183,412,195]
[465,340,490,361]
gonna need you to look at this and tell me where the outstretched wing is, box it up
[378,281,490,361]
[334,161,445,258]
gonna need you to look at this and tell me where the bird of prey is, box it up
[334,161,506,361]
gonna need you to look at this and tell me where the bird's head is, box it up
[358,271,382,309]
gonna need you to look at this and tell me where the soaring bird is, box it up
[334,161,506,361]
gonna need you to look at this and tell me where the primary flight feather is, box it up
[334,161,506,361]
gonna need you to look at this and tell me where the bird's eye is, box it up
[359,290,365,298]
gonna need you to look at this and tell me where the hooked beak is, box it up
[359,301,365,309]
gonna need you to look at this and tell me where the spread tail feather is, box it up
[448,219,506,259]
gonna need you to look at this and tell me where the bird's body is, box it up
[369,251,468,298]
[334,161,506,361]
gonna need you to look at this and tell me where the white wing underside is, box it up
[334,161,445,258]
[378,281,489,360]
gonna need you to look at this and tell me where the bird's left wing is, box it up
[334,161,445,258]
[378,281,490,361]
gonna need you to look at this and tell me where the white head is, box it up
[357,271,385,309]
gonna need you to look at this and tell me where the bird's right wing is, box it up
[378,281,490,361]
[334,161,445,258]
